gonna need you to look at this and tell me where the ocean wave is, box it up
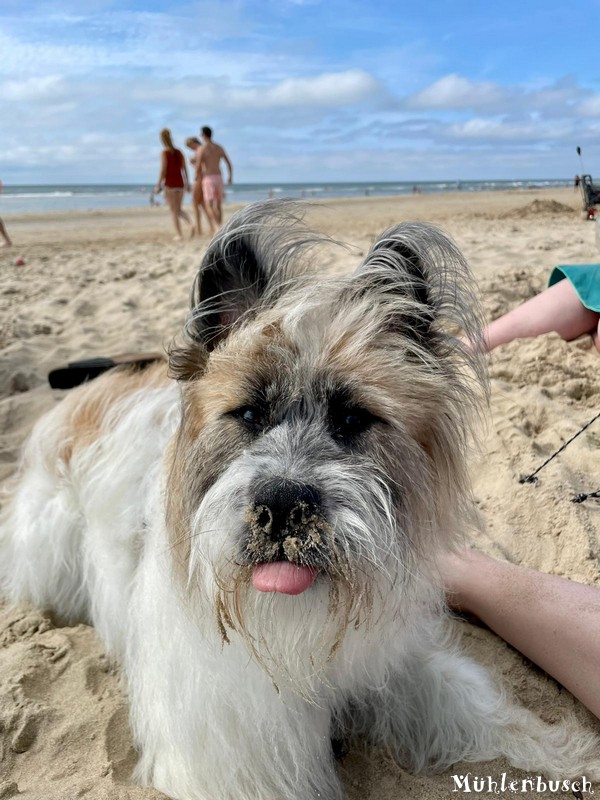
[0,180,574,213]
[0,191,77,198]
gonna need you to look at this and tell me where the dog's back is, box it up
[0,361,177,654]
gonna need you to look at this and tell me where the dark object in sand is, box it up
[48,352,164,390]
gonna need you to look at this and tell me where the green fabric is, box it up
[548,264,600,312]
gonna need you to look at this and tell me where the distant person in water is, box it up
[185,136,209,236]
[155,129,192,241]
[474,265,600,353]
[0,217,12,248]
[197,126,233,231]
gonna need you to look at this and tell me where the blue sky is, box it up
[1,0,599,184]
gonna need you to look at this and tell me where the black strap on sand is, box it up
[572,489,600,504]
[519,409,600,486]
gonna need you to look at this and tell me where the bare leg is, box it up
[164,189,183,239]
[173,190,192,229]
[200,200,210,225]
[482,279,600,351]
[208,200,221,233]
[0,217,12,247]
[442,549,600,718]
[593,319,600,353]
[214,200,223,227]
[191,203,201,237]
[191,181,203,236]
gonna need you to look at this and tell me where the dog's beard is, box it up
[185,458,409,694]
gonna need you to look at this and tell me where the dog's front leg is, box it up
[358,632,600,779]
[130,649,346,799]
[126,549,346,800]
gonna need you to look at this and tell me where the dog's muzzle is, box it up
[243,479,332,567]
[252,479,321,541]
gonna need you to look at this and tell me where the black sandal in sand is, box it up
[48,352,165,390]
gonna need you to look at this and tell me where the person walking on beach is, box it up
[0,217,12,248]
[185,136,208,237]
[0,179,12,247]
[155,129,193,241]
[197,126,233,232]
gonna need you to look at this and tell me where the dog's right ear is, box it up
[169,201,320,380]
[352,222,483,351]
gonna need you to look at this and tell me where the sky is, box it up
[1,0,599,185]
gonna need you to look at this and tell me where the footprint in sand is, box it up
[83,654,113,697]
[2,611,53,645]
[75,300,96,317]
[11,711,40,753]
[105,705,138,782]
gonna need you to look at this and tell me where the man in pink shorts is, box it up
[198,126,233,232]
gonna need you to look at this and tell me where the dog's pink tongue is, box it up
[253,562,317,595]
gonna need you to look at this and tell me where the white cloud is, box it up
[0,74,66,101]
[406,73,590,118]
[132,69,380,111]
[243,69,380,108]
[443,117,575,142]
[579,95,600,116]
[0,15,277,81]
[408,74,507,110]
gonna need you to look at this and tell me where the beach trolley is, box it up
[579,174,600,219]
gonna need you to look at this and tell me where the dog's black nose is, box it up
[251,479,321,541]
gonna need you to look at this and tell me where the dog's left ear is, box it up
[169,201,320,380]
[189,225,267,349]
[353,222,481,348]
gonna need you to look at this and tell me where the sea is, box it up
[0,179,573,215]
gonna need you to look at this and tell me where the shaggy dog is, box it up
[1,203,598,799]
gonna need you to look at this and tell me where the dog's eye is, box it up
[330,406,377,443]
[231,405,264,433]
[343,411,363,428]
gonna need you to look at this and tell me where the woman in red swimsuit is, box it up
[155,129,192,240]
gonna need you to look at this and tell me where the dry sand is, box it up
[1,188,599,799]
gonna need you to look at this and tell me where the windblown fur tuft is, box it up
[169,201,333,380]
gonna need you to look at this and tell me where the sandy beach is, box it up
[1,188,599,799]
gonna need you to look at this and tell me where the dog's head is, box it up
[166,201,484,674]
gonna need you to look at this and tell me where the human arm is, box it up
[194,148,203,181]
[442,549,600,719]
[181,151,191,192]
[222,149,233,185]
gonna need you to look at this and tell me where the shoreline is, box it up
[1,185,581,217]
[0,187,584,246]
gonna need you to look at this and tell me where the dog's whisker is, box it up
[165,524,219,554]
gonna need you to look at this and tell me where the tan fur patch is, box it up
[58,361,169,464]
[165,326,293,577]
